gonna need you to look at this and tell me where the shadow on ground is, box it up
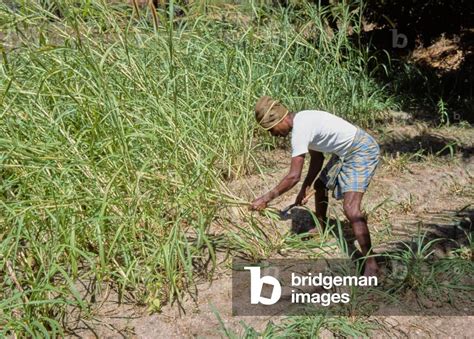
[359,1,474,124]
[378,131,474,160]
[283,205,473,264]
[379,206,473,260]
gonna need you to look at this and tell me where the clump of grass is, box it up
[214,308,376,338]
[0,0,394,335]
[382,228,474,308]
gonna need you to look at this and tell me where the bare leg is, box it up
[314,179,328,230]
[343,191,379,276]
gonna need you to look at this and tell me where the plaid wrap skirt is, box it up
[319,128,380,200]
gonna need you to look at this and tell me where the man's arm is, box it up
[250,154,305,210]
[295,150,324,205]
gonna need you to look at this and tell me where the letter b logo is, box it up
[391,29,407,48]
[244,266,281,305]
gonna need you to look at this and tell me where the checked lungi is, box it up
[319,128,380,200]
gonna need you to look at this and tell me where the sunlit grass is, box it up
[0,0,396,335]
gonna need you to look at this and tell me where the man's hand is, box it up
[294,151,324,206]
[295,186,313,206]
[250,196,268,211]
[294,187,307,206]
[250,155,305,212]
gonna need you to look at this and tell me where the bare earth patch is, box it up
[67,123,473,338]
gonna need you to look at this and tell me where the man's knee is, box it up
[343,204,364,223]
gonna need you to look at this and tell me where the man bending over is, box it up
[250,96,380,276]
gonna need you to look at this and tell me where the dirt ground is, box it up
[67,122,473,338]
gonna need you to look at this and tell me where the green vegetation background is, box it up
[2,0,469,336]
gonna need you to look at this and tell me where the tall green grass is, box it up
[0,0,393,335]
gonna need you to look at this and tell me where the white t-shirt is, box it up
[291,110,358,158]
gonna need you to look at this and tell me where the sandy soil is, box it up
[67,123,473,338]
